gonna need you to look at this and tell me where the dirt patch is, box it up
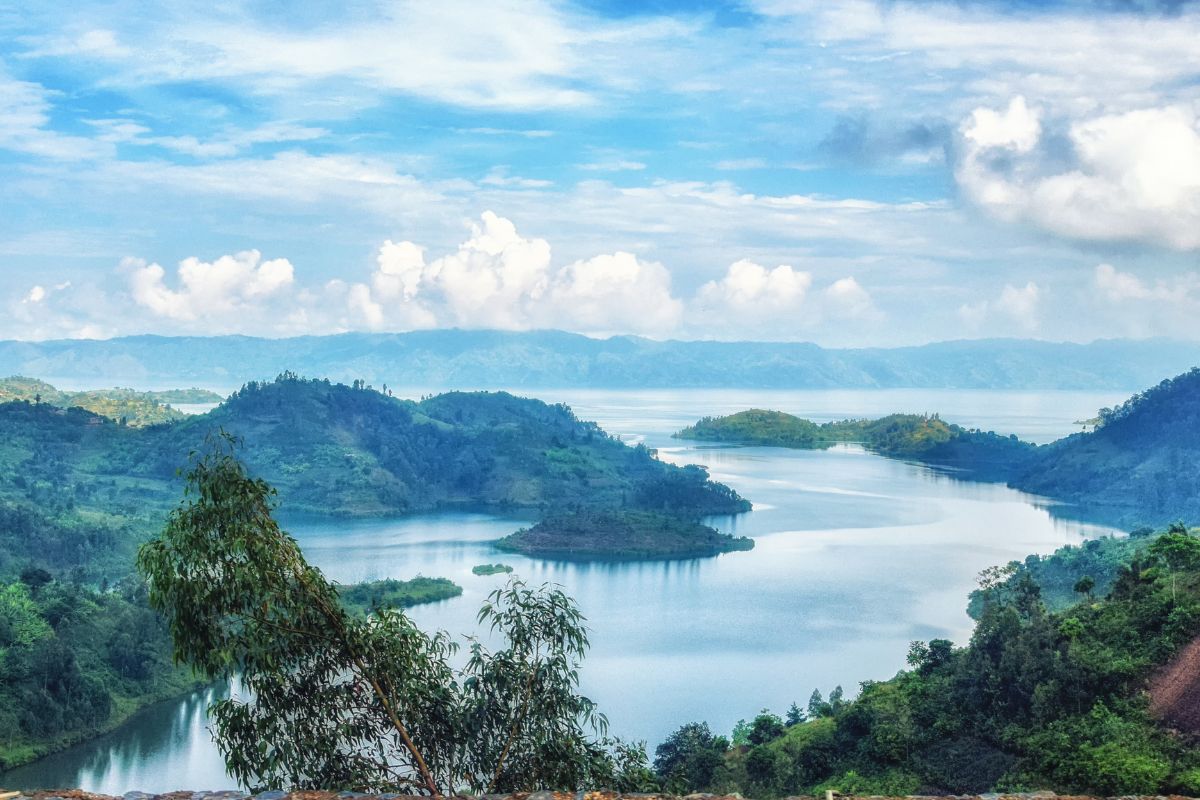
[1150,634,1200,731]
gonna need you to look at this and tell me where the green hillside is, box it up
[0,376,222,427]
[1014,369,1200,526]
[660,523,1200,797]
[0,374,749,581]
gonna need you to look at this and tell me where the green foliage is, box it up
[0,376,221,427]
[653,722,730,793]
[698,523,1200,797]
[472,563,515,576]
[0,573,201,771]
[338,577,462,616]
[496,510,754,559]
[138,439,630,793]
[675,409,1033,479]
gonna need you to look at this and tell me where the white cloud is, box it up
[23,285,46,304]
[1094,263,1199,305]
[957,100,1200,250]
[962,96,1039,153]
[696,260,812,311]
[825,276,878,319]
[578,160,648,172]
[50,2,600,111]
[85,118,328,157]
[0,68,109,160]
[715,158,769,171]
[346,212,680,336]
[957,281,1040,332]
[544,252,682,335]
[124,250,294,322]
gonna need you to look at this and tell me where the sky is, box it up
[2,0,1200,346]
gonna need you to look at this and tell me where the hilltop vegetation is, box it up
[0,376,222,427]
[656,523,1200,797]
[676,410,1033,480]
[497,510,755,559]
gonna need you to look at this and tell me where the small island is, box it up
[472,563,515,575]
[496,510,754,560]
[338,576,462,615]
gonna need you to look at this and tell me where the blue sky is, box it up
[2,0,1200,345]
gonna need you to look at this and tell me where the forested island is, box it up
[0,376,222,426]
[496,510,754,559]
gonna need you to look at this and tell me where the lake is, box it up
[1,388,1129,792]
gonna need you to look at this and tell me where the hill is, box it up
[1,331,1197,390]
[0,376,222,426]
[0,374,749,580]
[660,524,1200,797]
[1012,369,1200,526]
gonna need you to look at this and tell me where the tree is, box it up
[138,438,616,794]
[748,710,785,745]
[1074,575,1095,601]
[786,702,806,726]
[653,722,729,793]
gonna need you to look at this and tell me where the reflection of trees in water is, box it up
[0,682,234,791]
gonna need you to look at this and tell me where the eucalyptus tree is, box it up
[138,437,619,793]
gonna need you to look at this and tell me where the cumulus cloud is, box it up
[347,212,680,336]
[957,99,1200,249]
[124,250,294,322]
[957,281,1040,332]
[690,259,880,337]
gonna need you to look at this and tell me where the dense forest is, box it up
[0,376,221,426]
[651,523,1200,796]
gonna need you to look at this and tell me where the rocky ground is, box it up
[2,790,1198,800]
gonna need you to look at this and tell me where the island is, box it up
[472,563,514,575]
[338,576,462,615]
[495,510,754,559]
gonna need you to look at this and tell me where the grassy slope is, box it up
[0,376,223,427]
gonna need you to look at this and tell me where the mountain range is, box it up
[3,331,1199,390]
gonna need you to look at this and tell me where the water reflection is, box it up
[3,684,235,793]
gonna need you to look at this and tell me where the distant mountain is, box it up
[2,331,1198,389]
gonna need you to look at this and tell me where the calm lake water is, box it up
[2,388,1130,792]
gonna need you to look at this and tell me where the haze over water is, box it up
[2,388,1128,793]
